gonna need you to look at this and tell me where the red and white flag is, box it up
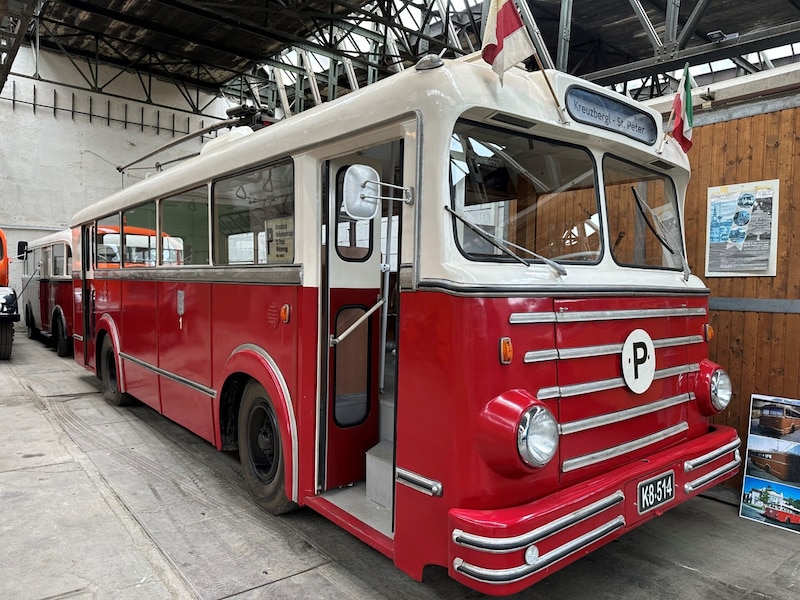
[672,64,693,152]
[481,0,535,84]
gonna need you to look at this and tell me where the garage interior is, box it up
[2,1,800,598]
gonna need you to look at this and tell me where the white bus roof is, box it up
[72,55,685,227]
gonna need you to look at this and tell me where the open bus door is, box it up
[76,224,96,369]
[320,155,384,490]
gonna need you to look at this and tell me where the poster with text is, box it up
[740,393,800,534]
[705,179,779,277]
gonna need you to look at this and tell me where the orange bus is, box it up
[0,227,20,359]
[759,404,800,436]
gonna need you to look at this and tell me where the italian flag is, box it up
[481,0,536,84]
[672,64,693,152]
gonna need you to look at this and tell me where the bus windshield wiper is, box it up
[630,187,691,281]
[445,206,567,277]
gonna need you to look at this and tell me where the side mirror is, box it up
[342,164,381,220]
[17,241,27,258]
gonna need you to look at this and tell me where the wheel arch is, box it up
[51,304,70,337]
[216,344,298,503]
[95,314,125,391]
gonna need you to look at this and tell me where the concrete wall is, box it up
[0,46,230,288]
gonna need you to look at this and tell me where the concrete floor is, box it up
[1,332,799,600]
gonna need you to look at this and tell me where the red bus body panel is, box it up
[389,290,739,593]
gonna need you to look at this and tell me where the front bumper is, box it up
[0,286,19,322]
[449,425,740,596]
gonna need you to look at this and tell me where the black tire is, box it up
[100,336,133,406]
[0,322,13,360]
[54,316,71,357]
[26,309,39,340]
[238,380,296,515]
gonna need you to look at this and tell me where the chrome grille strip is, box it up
[510,308,707,326]
[452,491,624,553]
[553,335,703,361]
[557,343,622,360]
[560,394,693,435]
[453,516,626,584]
[509,313,557,324]
[654,364,699,380]
[523,349,559,363]
[556,307,707,323]
[539,364,698,399]
[562,422,689,472]
[684,453,742,493]
[654,335,704,348]
[684,439,742,473]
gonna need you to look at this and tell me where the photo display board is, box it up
[705,179,779,277]
[740,393,800,534]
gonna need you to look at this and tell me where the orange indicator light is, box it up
[280,304,291,323]
[704,324,714,342]
[499,337,513,365]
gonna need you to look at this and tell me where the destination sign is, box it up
[566,87,658,145]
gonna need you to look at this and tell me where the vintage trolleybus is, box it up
[71,54,741,595]
[19,229,74,356]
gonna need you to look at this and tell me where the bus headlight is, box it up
[517,405,559,468]
[695,359,732,416]
[477,390,559,477]
[710,369,732,411]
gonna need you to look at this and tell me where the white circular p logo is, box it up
[621,329,655,394]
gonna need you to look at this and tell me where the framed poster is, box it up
[705,179,779,277]
[740,393,800,534]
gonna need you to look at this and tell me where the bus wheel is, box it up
[100,336,132,406]
[26,309,38,340]
[238,381,296,515]
[54,316,70,357]
[0,322,13,360]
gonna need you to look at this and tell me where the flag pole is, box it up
[657,102,676,154]
[512,0,568,123]
[657,62,689,154]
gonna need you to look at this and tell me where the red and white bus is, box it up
[19,229,74,356]
[70,54,741,595]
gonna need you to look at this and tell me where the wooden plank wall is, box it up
[683,105,800,487]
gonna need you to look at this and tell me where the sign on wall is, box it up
[740,393,800,535]
[705,179,779,277]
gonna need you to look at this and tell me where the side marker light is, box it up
[499,337,513,365]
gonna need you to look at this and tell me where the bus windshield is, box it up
[603,156,685,272]
[449,119,601,265]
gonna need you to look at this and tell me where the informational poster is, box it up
[705,179,779,277]
[267,217,294,263]
[740,393,800,535]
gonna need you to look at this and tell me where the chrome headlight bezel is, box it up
[710,369,732,411]
[517,405,559,468]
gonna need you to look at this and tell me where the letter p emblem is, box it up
[622,329,655,394]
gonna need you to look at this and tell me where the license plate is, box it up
[637,470,675,514]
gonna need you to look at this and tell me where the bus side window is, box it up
[213,159,295,265]
[42,246,52,278]
[96,215,121,269]
[161,186,209,266]
[53,243,65,276]
[123,202,158,267]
